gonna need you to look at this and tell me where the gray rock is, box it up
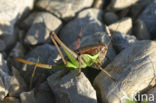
[0,53,11,100]
[19,44,60,86]
[93,0,105,8]
[20,90,36,103]
[0,0,34,35]
[130,0,153,18]
[0,33,17,51]
[112,33,137,52]
[71,32,116,66]
[24,12,62,45]
[9,67,27,96]
[47,70,97,103]
[8,42,25,70]
[104,12,119,25]
[108,0,138,10]
[22,12,38,29]
[3,97,20,103]
[35,81,55,103]
[108,17,132,34]
[134,19,150,40]
[60,8,105,46]
[94,41,156,103]
[26,44,60,65]
[9,42,25,57]
[36,0,93,20]
[0,39,6,51]
[139,3,156,38]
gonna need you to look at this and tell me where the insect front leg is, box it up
[50,31,67,67]
[78,56,82,75]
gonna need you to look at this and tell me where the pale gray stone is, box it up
[93,0,105,8]
[47,70,97,103]
[94,41,156,103]
[0,0,34,35]
[36,0,93,20]
[108,17,132,34]
[24,12,62,45]
[0,53,11,100]
[108,0,138,10]
[20,90,36,103]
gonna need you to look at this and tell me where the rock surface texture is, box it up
[36,0,93,20]
[47,70,97,103]
[108,17,132,34]
[0,53,11,100]
[0,0,34,35]
[0,1,156,103]
[94,41,156,103]
[24,12,62,45]
[139,3,156,38]
[108,0,138,10]
[60,8,105,46]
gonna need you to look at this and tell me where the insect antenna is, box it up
[105,25,112,46]
[75,27,82,50]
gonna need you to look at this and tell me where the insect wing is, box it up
[63,48,79,68]
[81,53,100,67]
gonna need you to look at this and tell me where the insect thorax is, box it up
[76,44,108,65]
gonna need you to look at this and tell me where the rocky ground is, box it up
[0,0,156,103]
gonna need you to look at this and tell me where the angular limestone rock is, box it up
[94,41,156,103]
[47,70,97,103]
[108,0,138,10]
[24,12,62,45]
[108,17,132,34]
[60,8,105,46]
[36,0,93,20]
[0,0,34,35]
[20,90,36,103]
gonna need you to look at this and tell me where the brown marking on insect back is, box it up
[79,44,107,56]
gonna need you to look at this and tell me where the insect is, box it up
[12,26,116,81]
